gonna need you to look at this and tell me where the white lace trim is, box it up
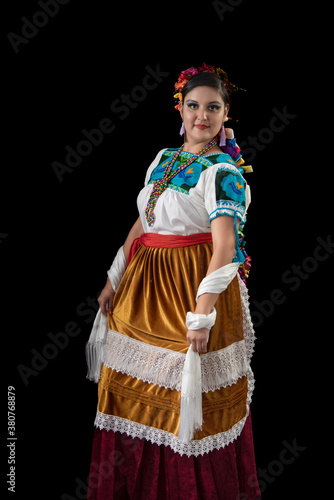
[103,330,185,390]
[102,330,248,393]
[94,367,254,457]
[201,341,248,392]
[238,275,256,362]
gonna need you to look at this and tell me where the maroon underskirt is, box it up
[87,413,261,500]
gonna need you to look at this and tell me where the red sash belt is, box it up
[127,232,212,266]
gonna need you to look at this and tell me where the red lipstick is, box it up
[195,125,209,130]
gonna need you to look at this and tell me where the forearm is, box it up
[186,236,237,351]
[195,242,235,315]
[195,218,236,315]
[195,292,219,316]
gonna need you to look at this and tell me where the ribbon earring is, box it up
[179,122,185,136]
[219,124,226,146]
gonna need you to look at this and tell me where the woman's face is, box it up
[180,85,228,146]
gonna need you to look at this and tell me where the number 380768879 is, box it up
[8,386,16,434]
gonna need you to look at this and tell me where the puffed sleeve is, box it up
[205,163,248,223]
[204,161,250,262]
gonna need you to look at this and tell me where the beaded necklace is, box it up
[145,136,218,226]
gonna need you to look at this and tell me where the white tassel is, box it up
[178,346,202,442]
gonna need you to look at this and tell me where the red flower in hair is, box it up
[174,67,199,91]
[198,63,215,73]
[182,67,199,76]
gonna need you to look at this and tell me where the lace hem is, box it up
[94,409,247,458]
[94,366,254,457]
[102,330,248,393]
[238,274,256,362]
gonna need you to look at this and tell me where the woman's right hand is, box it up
[98,279,115,316]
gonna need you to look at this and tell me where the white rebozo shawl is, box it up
[179,262,240,442]
[85,247,126,383]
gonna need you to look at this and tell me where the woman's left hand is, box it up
[186,328,209,353]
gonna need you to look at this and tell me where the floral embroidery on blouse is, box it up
[147,149,238,195]
[219,173,245,203]
[209,167,246,223]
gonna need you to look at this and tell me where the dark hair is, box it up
[181,72,230,107]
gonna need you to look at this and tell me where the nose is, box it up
[197,106,208,121]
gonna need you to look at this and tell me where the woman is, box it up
[86,64,261,499]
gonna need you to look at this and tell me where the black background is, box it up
[2,1,330,499]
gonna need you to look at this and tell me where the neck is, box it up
[183,141,207,154]
[183,136,219,155]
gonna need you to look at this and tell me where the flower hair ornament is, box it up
[174,63,252,174]
[173,62,245,111]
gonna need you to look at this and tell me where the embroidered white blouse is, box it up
[137,148,250,260]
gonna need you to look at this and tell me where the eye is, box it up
[186,102,198,110]
[208,104,222,112]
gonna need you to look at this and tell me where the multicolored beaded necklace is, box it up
[145,136,219,226]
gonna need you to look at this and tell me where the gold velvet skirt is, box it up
[95,241,253,455]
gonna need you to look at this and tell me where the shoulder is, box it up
[202,153,245,184]
[203,156,248,208]
[210,152,243,173]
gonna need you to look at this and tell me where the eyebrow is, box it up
[185,99,222,106]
